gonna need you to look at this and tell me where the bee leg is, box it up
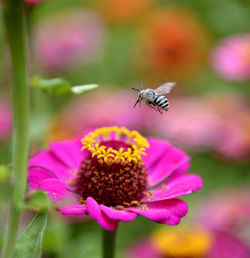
[157,106,163,114]
[134,99,140,108]
[146,102,158,112]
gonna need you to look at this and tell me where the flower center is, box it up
[73,127,149,207]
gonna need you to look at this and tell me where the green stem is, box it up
[102,229,117,258]
[2,0,29,257]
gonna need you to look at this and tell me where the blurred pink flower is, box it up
[153,96,223,151]
[0,96,12,141]
[28,126,202,230]
[45,89,154,142]
[198,189,250,234]
[128,225,250,258]
[209,93,250,160]
[211,33,250,81]
[34,10,106,73]
[216,117,250,159]
[152,93,250,159]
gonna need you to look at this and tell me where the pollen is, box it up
[81,126,149,165]
[73,127,150,207]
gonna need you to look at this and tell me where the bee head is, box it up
[145,89,155,99]
[132,82,145,108]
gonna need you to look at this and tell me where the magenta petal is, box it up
[147,146,190,187]
[29,150,71,179]
[173,161,191,177]
[155,199,188,225]
[128,204,171,221]
[39,178,69,202]
[28,167,57,190]
[148,174,203,202]
[129,199,188,224]
[87,197,118,231]
[100,205,137,222]
[143,138,171,169]
[59,203,87,215]
[49,138,84,170]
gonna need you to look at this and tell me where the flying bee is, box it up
[132,82,176,114]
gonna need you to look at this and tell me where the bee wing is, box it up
[155,82,176,95]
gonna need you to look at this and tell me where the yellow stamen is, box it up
[81,126,149,165]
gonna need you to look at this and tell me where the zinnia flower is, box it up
[152,96,223,151]
[211,33,250,81]
[129,224,250,258]
[137,9,208,78]
[198,189,250,234]
[208,93,250,160]
[34,10,106,74]
[28,126,202,230]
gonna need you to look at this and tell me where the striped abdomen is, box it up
[154,94,169,110]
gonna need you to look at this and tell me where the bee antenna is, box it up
[131,87,140,92]
[140,82,144,90]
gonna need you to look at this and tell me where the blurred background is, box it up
[0,0,250,257]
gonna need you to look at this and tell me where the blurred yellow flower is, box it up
[151,225,214,257]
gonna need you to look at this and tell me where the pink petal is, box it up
[129,199,188,224]
[59,203,87,215]
[28,167,57,189]
[128,203,171,221]
[155,199,189,225]
[87,197,118,231]
[49,138,85,170]
[100,205,137,222]
[147,146,190,187]
[148,174,203,202]
[143,138,171,169]
[39,178,69,202]
[29,150,71,179]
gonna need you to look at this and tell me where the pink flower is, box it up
[0,96,12,141]
[152,96,223,151]
[198,189,250,234]
[28,126,202,230]
[208,93,250,160]
[211,33,250,81]
[128,226,250,258]
[216,118,250,159]
[34,10,106,73]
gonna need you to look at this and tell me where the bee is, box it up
[132,82,176,114]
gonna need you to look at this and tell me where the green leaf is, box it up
[70,84,99,95]
[30,75,71,94]
[14,212,48,258]
[28,190,52,211]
